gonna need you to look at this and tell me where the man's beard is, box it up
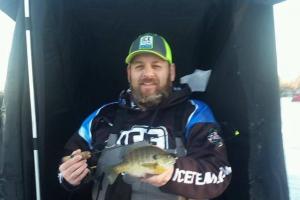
[130,76,172,110]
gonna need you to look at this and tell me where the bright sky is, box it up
[274,0,300,81]
[0,11,15,91]
[0,2,300,91]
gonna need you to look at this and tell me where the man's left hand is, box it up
[140,166,174,187]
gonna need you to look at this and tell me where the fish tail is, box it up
[106,164,127,184]
[106,170,119,184]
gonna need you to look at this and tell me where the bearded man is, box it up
[58,33,232,200]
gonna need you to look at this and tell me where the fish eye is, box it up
[153,155,158,160]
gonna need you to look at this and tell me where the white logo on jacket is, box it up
[172,166,232,185]
[116,125,169,149]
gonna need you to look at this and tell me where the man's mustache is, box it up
[139,78,159,85]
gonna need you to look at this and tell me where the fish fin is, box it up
[106,171,119,184]
[125,141,152,155]
[154,165,167,174]
[105,166,120,184]
[141,163,167,174]
[141,163,158,170]
[141,162,157,168]
[104,163,127,184]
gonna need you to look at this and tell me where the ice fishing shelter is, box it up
[0,0,289,200]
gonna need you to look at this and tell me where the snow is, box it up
[281,97,300,199]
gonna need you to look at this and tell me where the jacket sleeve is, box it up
[58,131,92,191]
[160,101,232,199]
[58,106,113,191]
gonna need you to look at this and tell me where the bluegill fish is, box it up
[106,145,176,184]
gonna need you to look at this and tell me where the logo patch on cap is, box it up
[139,35,153,49]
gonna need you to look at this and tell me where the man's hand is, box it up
[58,149,90,186]
[140,166,174,187]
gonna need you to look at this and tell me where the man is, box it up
[58,33,232,200]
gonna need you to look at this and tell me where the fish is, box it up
[62,151,92,162]
[105,145,176,184]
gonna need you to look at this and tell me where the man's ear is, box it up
[170,63,176,82]
[127,65,131,83]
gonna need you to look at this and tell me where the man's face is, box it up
[127,53,176,109]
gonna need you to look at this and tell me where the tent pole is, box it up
[24,0,41,199]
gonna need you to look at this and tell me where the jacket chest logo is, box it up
[116,125,169,149]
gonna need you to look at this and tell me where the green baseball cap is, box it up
[125,33,173,64]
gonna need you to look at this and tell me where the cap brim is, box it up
[125,50,170,64]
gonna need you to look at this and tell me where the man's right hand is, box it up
[59,149,90,186]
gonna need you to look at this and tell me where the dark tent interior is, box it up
[0,0,289,199]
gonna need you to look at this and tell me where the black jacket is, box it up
[60,85,232,199]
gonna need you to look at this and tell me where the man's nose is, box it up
[142,65,155,77]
